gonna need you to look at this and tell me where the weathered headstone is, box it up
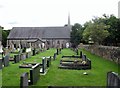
[0,59,2,69]
[32,49,36,56]
[29,63,40,85]
[76,49,78,55]
[40,57,47,73]
[14,54,20,63]
[56,49,59,55]
[3,54,9,67]
[26,52,31,58]
[107,71,120,87]
[82,54,86,61]
[59,48,61,54]
[20,53,26,60]
[53,53,57,60]
[20,72,28,88]
[80,51,82,58]
[46,56,51,67]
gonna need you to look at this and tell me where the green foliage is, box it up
[91,14,120,46]
[0,26,10,47]
[83,22,109,44]
[70,23,84,48]
[103,15,120,46]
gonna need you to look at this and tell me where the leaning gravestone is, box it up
[0,59,2,69]
[20,72,28,88]
[107,71,120,87]
[3,54,10,67]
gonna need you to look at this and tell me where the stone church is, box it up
[7,15,72,50]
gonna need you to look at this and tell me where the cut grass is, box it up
[2,48,119,87]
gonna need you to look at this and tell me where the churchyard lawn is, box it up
[2,48,119,87]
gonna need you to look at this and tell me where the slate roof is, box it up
[7,26,71,40]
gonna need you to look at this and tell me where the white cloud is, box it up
[0,0,119,29]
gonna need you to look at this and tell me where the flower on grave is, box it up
[82,61,86,65]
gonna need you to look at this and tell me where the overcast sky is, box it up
[0,0,119,29]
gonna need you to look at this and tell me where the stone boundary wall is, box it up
[82,45,120,64]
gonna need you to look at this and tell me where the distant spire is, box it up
[68,12,70,26]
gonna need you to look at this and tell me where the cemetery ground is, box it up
[2,48,119,87]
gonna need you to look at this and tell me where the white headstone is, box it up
[26,48,31,52]
[66,42,69,48]
[42,43,45,48]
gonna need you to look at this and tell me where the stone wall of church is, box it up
[46,39,70,48]
[7,40,43,50]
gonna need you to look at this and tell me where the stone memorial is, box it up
[40,57,47,74]
[14,54,20,63]
[80,51,82,58]
[59,54,91,70]
[53,53,57,60]
[0,59,2,69]
[56,49,59,55]
[20,72,29,88]
[29,63,40,85]
[107,71,120,87]
[3,54,10,67]
[46,56,51,67]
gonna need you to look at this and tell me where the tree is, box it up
[92,14,120,46]
[102,15,120,46]
[0,26,10,47]
[82,22,109,44]
[70,23,83,48]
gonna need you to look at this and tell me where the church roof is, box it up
[7,26,71,40]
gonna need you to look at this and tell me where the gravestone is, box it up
[87,58,91,69]
[32,49,36,56]
[46,56,51,67]
[14,54,20,63]
[76,49,78,55]
[0,59,2,69]
[29,63,40,85]
[40,57,47,73]
[23,53,26,60]
[3,54,9,67]
[107,71,120,87]
[82,54,86,61]
[26,52,31,58]
[20,72,28,88]
[80,51,82,58]
[20,53,26,60]
[53,53,57,60]
[56,49,59,55]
